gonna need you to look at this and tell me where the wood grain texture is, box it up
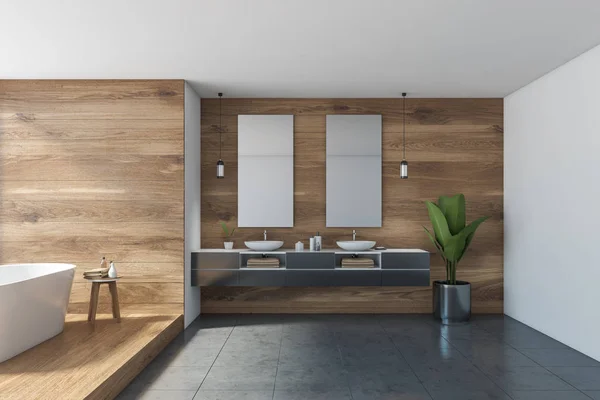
[1,179,185,200]
[68,302,185,315]
[0,80,185,313]
[1,118,184,140]
[0,138,183,156]
[0,80,184,120]
[0,200,183,223]
[0,238,183,264]
[0,155,183,181]
[201,98,503,313]
[70,282,183,304]
[0,313,183,400]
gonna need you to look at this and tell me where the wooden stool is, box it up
[87,277,121,326]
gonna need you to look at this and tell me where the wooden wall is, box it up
[0,80,185,315]
[200,98,503,313]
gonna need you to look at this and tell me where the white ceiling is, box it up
[2,0,600,98]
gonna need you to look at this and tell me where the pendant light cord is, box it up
[402,92,406,160]
[218,93,223,160]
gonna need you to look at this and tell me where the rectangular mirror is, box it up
[238,115,294,227]
[326,115,382,227]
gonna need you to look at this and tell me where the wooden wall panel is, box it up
[0,80,185,314]
[0,200,183,223]
[201,98,503,313]
[0,238,183,264]
[0,80,183,120]
[2,119,184,140]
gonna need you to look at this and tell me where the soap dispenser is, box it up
[314,232,322,252]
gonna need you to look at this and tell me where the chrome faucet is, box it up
[263,230,267,241]
[352,230,356,241]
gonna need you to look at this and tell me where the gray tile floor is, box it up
[118,314,600,400]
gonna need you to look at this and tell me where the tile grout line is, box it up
[474,318,593,399]
[271,320,285,400]
[163,315,597,400]
[334,323,355,400]
[438,325,516,400]
[191,316,238,400]
[513,352,594,398]
[505,350,586,396]
[378,317,435,400]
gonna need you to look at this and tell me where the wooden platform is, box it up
[0,313,183,400]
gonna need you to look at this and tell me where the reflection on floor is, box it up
[0,313,183,400]
[119,314,600,400]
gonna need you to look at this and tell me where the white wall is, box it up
[505,44,600,361]
[184,82,201,327]
[4,1,600,99]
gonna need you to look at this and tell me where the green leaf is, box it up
[220,221,230,237]
[438,195,450,215]
[438,194,466,235]
[443,232,467,262]
[425,201,452,247]
[458,216,489,261]
[423,226,446,262]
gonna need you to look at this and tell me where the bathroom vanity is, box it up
[191,249,429,287]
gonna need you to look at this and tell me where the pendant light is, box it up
[216,92,225,179]
[400,92,409,179]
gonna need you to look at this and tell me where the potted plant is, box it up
[220,222,236,250]
[424,194,489,324]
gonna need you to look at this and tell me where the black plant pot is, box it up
[433,280,471,325]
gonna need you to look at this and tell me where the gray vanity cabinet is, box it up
[239,270,286,286]
[286,253,334,269]
[192,250,430,287]
[381,270,429,286]
[285,270,335,286]
[381,252,430,286]
[192,270,239,286]
[381,252,430,270]
[334,270,382,286]
[192,252,239,269]
[191,252,240,286]
[285,252,335,286]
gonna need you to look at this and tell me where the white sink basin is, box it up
[245,241,284,251]
[336,241,376,251]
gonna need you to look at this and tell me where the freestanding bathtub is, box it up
[0,263,75,363]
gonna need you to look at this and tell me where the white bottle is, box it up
[295,241,304,252]
[108,261,118,278]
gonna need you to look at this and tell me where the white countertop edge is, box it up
[193,248,428,253]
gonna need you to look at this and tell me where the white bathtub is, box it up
[0,263,75,363]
